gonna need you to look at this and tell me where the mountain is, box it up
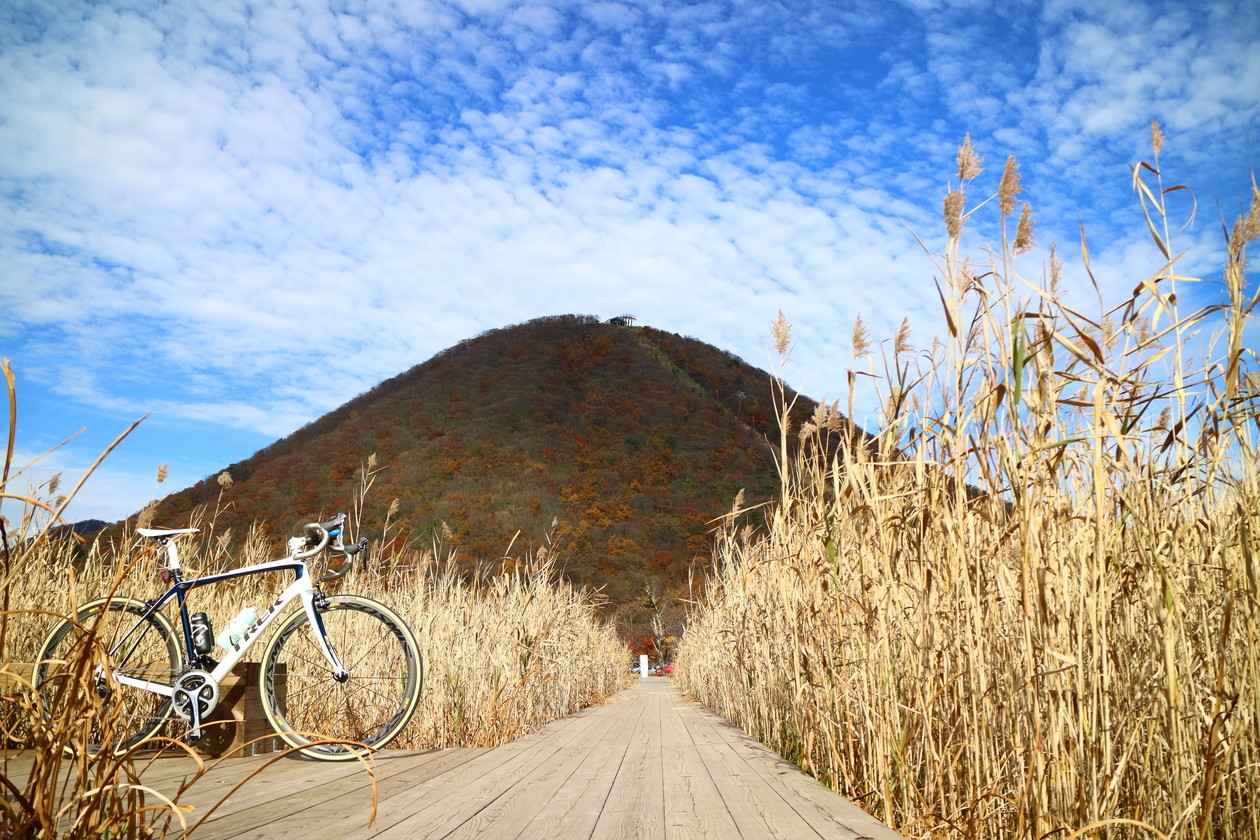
[136,315,855,632]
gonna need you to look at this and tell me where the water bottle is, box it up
[216,606,259,651]
[190,611,214,656]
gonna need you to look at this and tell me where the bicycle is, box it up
[33,512,423,761]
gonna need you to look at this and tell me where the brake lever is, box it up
[349,537,370,570]
[319,536,369,582]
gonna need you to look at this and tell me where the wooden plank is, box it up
[2,680,906,840]
[510,688,648,840]
[217,696,623,840]
[658,684,743,840]
[367,693,636,840]
[678,694,829,840]
[0,661,34,687]
[2,743,272,794]
[168,749,455,826]
[190,748,492,838]
[128,751,275,787]
[587,681,665,840]
[434,691,633,840]
[715,725,901,840]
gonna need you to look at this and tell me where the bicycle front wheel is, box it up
[258,594,422,760]
[34,597,179,755]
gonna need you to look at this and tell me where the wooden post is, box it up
[194,662,286,758]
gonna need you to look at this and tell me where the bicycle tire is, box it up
[258,594,422,760]
[34,597,180,755]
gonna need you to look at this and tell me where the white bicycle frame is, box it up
[111,529,348,700]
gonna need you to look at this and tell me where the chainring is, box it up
[171,669,219,720]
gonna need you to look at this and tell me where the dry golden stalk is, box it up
[852,316,872,360]
[999,155,1022,216]
[772,309,792,358]
[678,141,1260,840]
[1014,202,1036,254]
[944,190,966,239]
[1048,244,1063,295]
[1233,184,1260,245]
[957,134,983,182]
[894,317,913,356]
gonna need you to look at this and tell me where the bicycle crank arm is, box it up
[174,685,203,744]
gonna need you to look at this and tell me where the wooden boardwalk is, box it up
[4,678,902,839]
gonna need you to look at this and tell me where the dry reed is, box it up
[0,360,214,839]
[1,364,627,837]
[677,136,1260,839]
[3,512,627,755]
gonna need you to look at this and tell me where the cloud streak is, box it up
[2,0,1256,520]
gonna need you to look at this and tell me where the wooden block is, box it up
[2,660,289,758]
[195,662,286,758]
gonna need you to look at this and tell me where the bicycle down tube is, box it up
[109,553,347,699]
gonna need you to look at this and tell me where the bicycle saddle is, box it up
[137,527,201,539]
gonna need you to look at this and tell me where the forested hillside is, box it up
[134,315,852,634]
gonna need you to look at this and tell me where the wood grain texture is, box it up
[2,679,904,839]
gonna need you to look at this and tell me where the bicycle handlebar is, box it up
[320,536,368,582]
[314,515,344,532]
[289,517,336,560]
[288,512,370,582]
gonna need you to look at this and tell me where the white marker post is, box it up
[639,654,649,679]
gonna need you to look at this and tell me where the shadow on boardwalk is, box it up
[5,678,903,839]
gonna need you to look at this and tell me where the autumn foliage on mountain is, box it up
[142,315,837,628]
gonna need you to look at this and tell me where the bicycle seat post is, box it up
[161,538,182,575]
[137,527,200,578]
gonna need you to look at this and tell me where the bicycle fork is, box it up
[243,581,351,680]
[305,590,350,681]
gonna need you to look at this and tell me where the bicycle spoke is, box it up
[35,599,178,755]
[259,596,420,760]
[334,628,392,672]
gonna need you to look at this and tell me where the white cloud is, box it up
[1,438,168,528]
[1,0,1255,521]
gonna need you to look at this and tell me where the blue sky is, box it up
[2,0,1257,524]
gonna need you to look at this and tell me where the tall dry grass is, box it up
[2,364,627,837]
[677,131,1260,839]
[3,510,627,753]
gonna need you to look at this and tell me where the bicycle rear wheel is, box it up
[34,597,179,755]
[258,594,422,760]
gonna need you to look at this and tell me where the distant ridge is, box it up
[136,315,857,622]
